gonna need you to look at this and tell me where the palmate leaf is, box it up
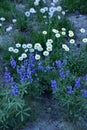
[16,107,31,122]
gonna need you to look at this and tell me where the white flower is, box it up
[43,51,49,56]
[27,43,32,48]
[46,42,52,47]
[24,49,28,52]
[68,32,74,37]
[42,31,47,35]
[18,57,23,61]
[12,19,17,23]
[35,54,40,60]
[61,28,66,31]
[62,11,65,15]
[43,15,47,18]
[49,7,56,13]
[8,47,14,52]
[6,26,12,32]
[58,15,61,20]
[40,8,46,13]
[82,38,87,43]
[21,53,27,58]
[80,28,86,33]
[61,31,66,35]
[44,7,48,11]
[22,44,27,49]
[29,48,34,52]
[56,6,62,12]
[16,43,21,48]
[52,29,59,33]
[25,11,30,17]
[46,47,52,52]
[13,49,19,53]
[30,8,36,13]
[69,39,75,44]
[47,39,53,44]
[55,33,61,38]
[62,44,69,51]
[0,17,5,21]
[34,43,41,50]
[0,23,2,27]
[34,1,39,6]
[37,47,43,52]
[53,0,59,3]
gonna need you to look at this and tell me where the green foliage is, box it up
[62,0,87,14]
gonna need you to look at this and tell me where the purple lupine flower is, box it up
[81,90,87,98]
[56,60,62,68]
[11,82,18,96]
[75,77,81,88]
[10,56,16,68]
[66,85,73,95]
[59,68,65,79]
[51,80,57,88]
[38,62,44,71]
[85,75,87,81]
[45,66,51,71]
[4,67,13,83]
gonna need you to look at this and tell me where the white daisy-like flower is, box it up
[44,7,48,11]
[64,47,70,51]
[27,43,32,49]
[40,8,46,13]
[61,31,66,35]
[61,28,66,31]
[24,49,28,52]
[62,11,65,15]
[68,32,74,37]
[68,30,74,34]
[34,1,39,6]
[43,51,49,56]
[0,17,5,21]
[47,39,53,44]
[62,44,68,49]
[37,47,43,52]
[69,39,75,44]
[29,48,35,53]
[42,31,47,35]
[13,49,19,53]
[34,43,41,50]
[55,33,61,38]
[46,42,52,47]
[16,43,21,48]
[8,47,14,52]
[35,54,40,60]
[52,29,59,33]
[18,56,23,61]
[46,47,52,52]
[0,23,2,27]
[25,11,30,17]
[58,15,61,20]
[43,15,47,18]
[53,0,59,3]
[82,38,87,43]
[80,28,86,33]
[21,53,27,58]
[49,7,56,13]
[30,8,36,13]
[22,44,27,49]
[6,26,12,32]
[62,44,69,51]
[12,19,17,23]
[56,6,62,12]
